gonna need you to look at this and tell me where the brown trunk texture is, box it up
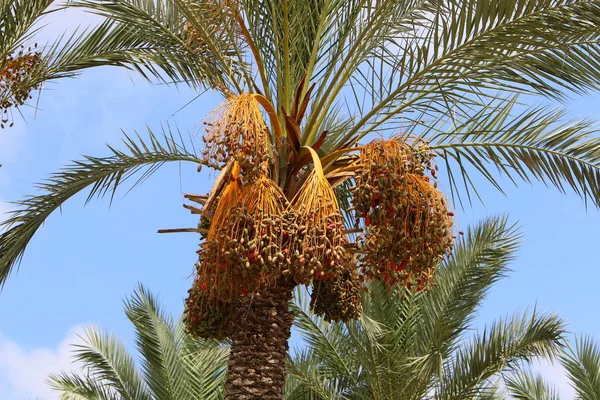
[224,282,295,400]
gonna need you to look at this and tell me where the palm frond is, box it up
[288,287,362,399]
[27,0,245,95]
[70,327,151,400]
[125,284,191,400]
[343,0,600,141]
[48,371,117,400]
[180,328,228,400]
[407,215,521,394]
[427,98,600,208]
[437,310,566,399]
[561,334,600,400]
[49,285,228,400]
[290,288,359,387]
[0,0,54,59]
[0,125,202,287]
[419,215,521,357]
[505,367,561,400]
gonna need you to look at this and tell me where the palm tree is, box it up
[48,284,229,400]
[286,215,566,400]
[4,1,600,398]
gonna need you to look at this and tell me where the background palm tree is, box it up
[49,284,228,400]
[4,1,600,398]
[286,216,566,400]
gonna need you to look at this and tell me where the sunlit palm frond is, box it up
[180,329,228,400]
[284,349,342,400]
[0,0,53,59]
[561,334,600,400]
[505,367,561,400]
[425,97,600,208]
[287,217,567,400]
[35,0,242,93]
[70,327,151,400]
[290,288,361,394]
[342,0,600,139]
[437,310,566,399]
[0,125,202,287]
[48,371,118,400]
[407,216,521,393]
[419,216,520,354]
[49,285,228,400]
[125,284,194,400]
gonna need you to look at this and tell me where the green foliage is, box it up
[0,0,53,60]
[505,368,560,400]
[48,284,228,400]
[0,126,203,286]
[286,216,567,399]
[561,335,600,400]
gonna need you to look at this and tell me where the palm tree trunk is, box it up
[224,280,295,400]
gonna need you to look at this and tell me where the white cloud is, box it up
[532,359,575,399]
[0,326,86,400]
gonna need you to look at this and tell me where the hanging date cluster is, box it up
[352,138,454,291]
[1,47,42,128]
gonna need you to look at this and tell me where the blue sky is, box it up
[1,6,600,399]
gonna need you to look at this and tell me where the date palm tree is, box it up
[48,284,229,400]
[4,1,600,398]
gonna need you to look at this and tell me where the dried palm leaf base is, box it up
[310,268,362,322]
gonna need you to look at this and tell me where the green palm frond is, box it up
[437,310,566,399]
[180,330,228,400]
[287,217,567,400]
[0,125,202,287]
[48,372,117,400]
[50,285,228,400]
[70,327,150,400]
[419,216,521,356]
[340,0,600,140]
[427,98,600,207]
[406,216,521,394]
[0,0,53,59]
[34,0,242,93]
[125,284,193,400]
[505,367,561,400]
[285,348,342,400]
[290,288,360,394]
[561,335,600,400]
